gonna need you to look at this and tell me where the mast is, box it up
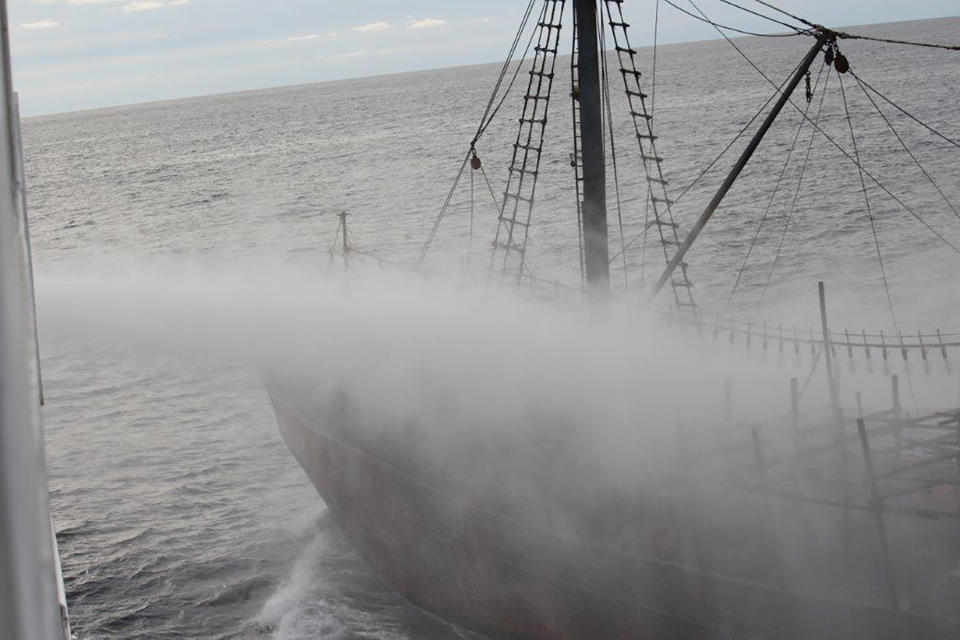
[338,211,350,271]
[575,0,609,296]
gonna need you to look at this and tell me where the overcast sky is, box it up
[8,0,959,116]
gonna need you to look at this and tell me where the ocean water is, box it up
[24,14,960,640]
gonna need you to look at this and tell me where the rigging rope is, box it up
[641,0,662,287]
[472,0,541,145]
[748,0,960,51]
[569,6,586,282]
[785,85,960,257]
[745,0,817,31]
[662,0,806,37]
[684,0,960,258]
[839,69,920,413]
[479,163,502,212]
[715,0,809,34]
[756,65,831,309]
[729,59,827,304]
[610,2,807,266]
[652,0,661,114]
[468,154,475,269]
[610,81,788,264]
[838,71,900,334]
[849,70,960,150]
[421,0,543,263]
[419,150,472,263]
[838,33,960,52]
[853,75,960,226]
[599,10,630,287]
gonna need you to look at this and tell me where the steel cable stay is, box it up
[728,59,827,306]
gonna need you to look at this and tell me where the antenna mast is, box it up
[574,0,610,297]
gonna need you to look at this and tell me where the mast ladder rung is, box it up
[630,110,653,121]
[491,240,522,252]
[528,70,555,80]
[620,68,642,78]
[536,21,562,30]
[523,94,549,101]
[615,46,638,56]
[637,132,658,141]
[672,281,694,289]
[609,21,629,28]
[519,116,548,125]
[508,165,539,176]
[626,89,648,99]
[650,196,674,205]
[661,238,680,247]
[498,216,529,228]
[534,46,558,55]
[642,154,664,163]
[649,219,677,228]
[504,192,534,204]
[646,176,669,185]
[512,142,541,153]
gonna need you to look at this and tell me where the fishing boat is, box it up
[266,1,960,637]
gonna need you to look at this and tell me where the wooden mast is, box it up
[575,0,610,297]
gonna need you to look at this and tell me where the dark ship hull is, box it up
[266,383,960,640]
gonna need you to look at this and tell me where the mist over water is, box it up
[24,15,960,640]
[36,257,960,638]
